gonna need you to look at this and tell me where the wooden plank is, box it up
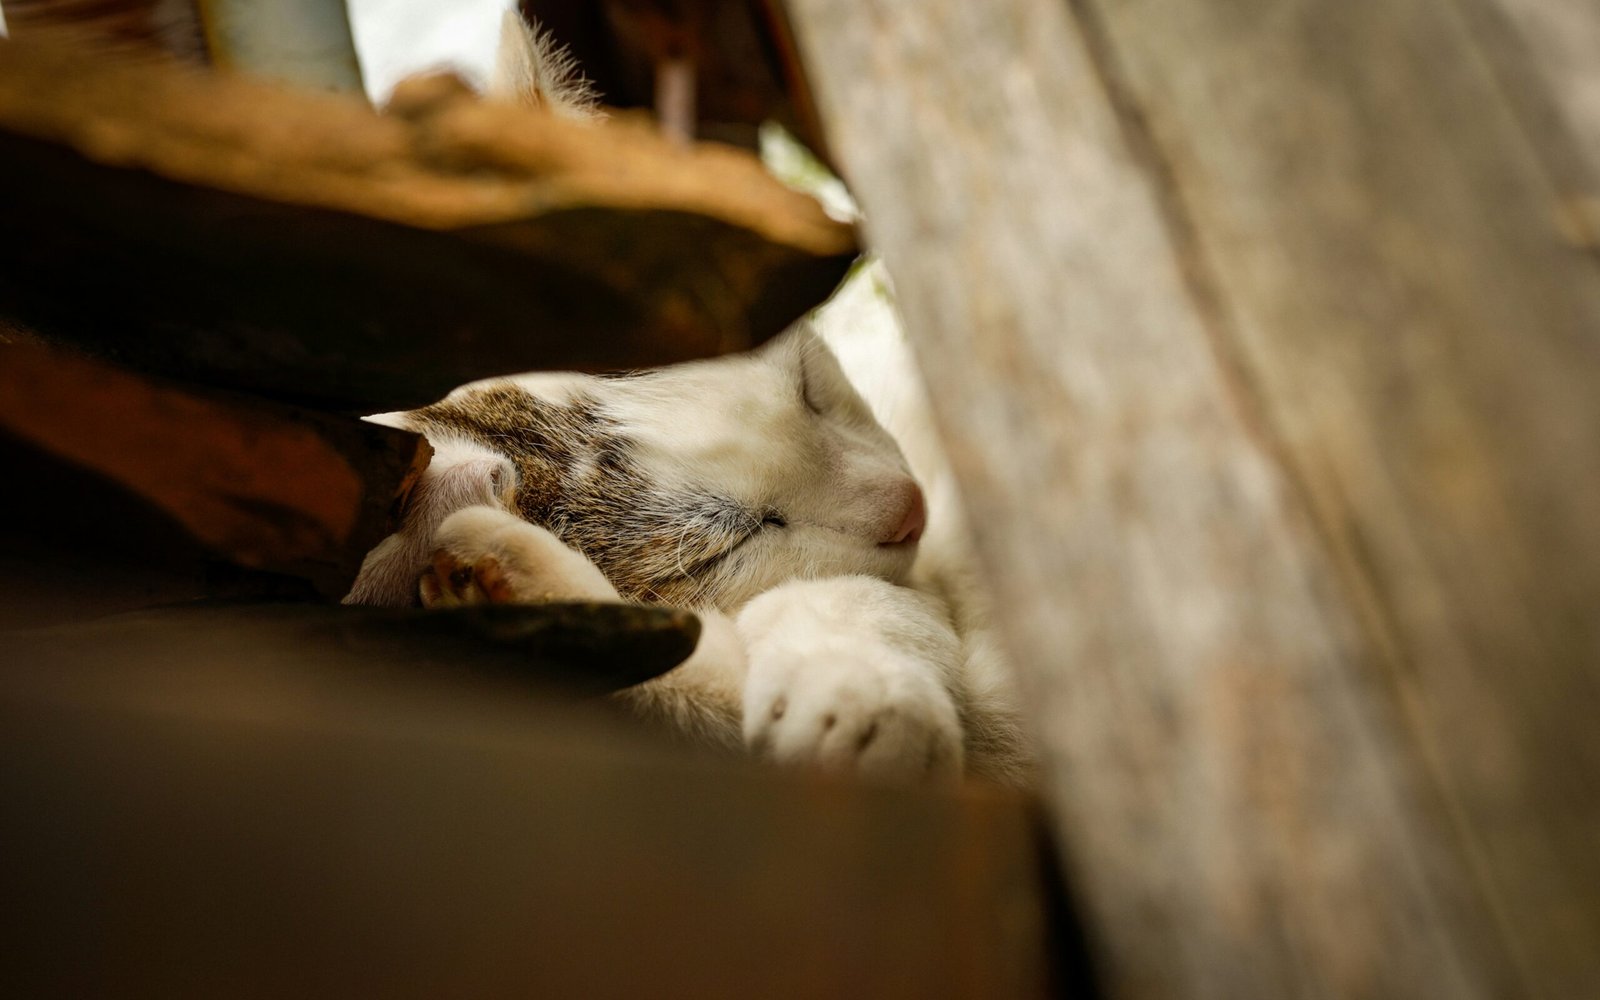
[0,431,246,629]
[0,38,856,410]
[1081,0,1600,995]
[0,633,1054,999]
[0,342,427,595]
[0,600,699,695]
[783,0,1570,997]
[1451,0,1600,229]
[2,0,208,60]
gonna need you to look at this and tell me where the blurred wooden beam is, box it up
[0,342,426,595]
[0,632,1059,998]
[1,0,209,60]
[3,600,699,696]
[788,0,1600,997]
[1448,0,1600,257]
[0,38,856,411]
[1454,0,1600,204]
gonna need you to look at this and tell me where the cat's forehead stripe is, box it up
[417,383,603,449]
[410,381,755,606]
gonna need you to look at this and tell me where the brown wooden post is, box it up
[785,0,1600,996]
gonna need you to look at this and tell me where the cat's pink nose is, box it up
[880,482,927,546]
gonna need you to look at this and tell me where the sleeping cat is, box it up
[346,307,1031,784]
[344,11,1032,785]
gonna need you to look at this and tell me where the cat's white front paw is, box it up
[421,505,618,607]
[736,578,965,781]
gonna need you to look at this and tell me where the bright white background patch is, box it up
[346,0,512,104]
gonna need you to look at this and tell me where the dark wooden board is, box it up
[0,342,428,595]
[787,0,1600,997]
[0,39,856,411]
[0,622,1058,999]
[0,599,700,695]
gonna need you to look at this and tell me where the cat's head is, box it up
[396,326,925,611]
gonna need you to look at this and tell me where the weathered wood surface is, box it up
[1088,0,1600,995]
[0,634,1056,999]
[1,0,208,60]
[0,432,256,630]
[789,0,1600,997]
[1456,0,1600,234]
[0,39,855,410]
[0,342,427,595]
[0,599,700,695]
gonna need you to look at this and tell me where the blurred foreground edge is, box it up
[0,629,1069,1000]
[0,34,857,412]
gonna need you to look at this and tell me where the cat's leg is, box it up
[911,548,1037,786]
[421,505,618,605]
[421,505,749,749]
[618,610,748,753]
[343,439,517,606]
[736,575,965,781]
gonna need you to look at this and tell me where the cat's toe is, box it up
[419,548,514,607]
[828,703,963,779]
[744,652,963,782]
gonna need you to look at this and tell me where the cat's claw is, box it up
[743,657,964,779]
[736,578,965,781]
[421,505,620,607]
[420,547,515,607]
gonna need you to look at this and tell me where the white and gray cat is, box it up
[344,12,1032,785]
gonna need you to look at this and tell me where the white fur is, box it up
[427,505,617,605]
[738,576,964,781]
[486,9,600,120]
[354,314,1032,784]
[344,432,515,607]
[595,330,926,606]
[343,10,1033,784]
[818,263,1038,783]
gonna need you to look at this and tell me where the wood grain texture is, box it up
[1085,0,1600,994]
[2,0,209,61]
[0,632,1053,999]
[0,342,427,594]
[1,600,701,696]
[1453,0,1600,222]
[786,0,1598,996]
[0,40,855,409]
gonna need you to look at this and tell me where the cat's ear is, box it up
[489,10,602,121]
[417,452,518,525]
